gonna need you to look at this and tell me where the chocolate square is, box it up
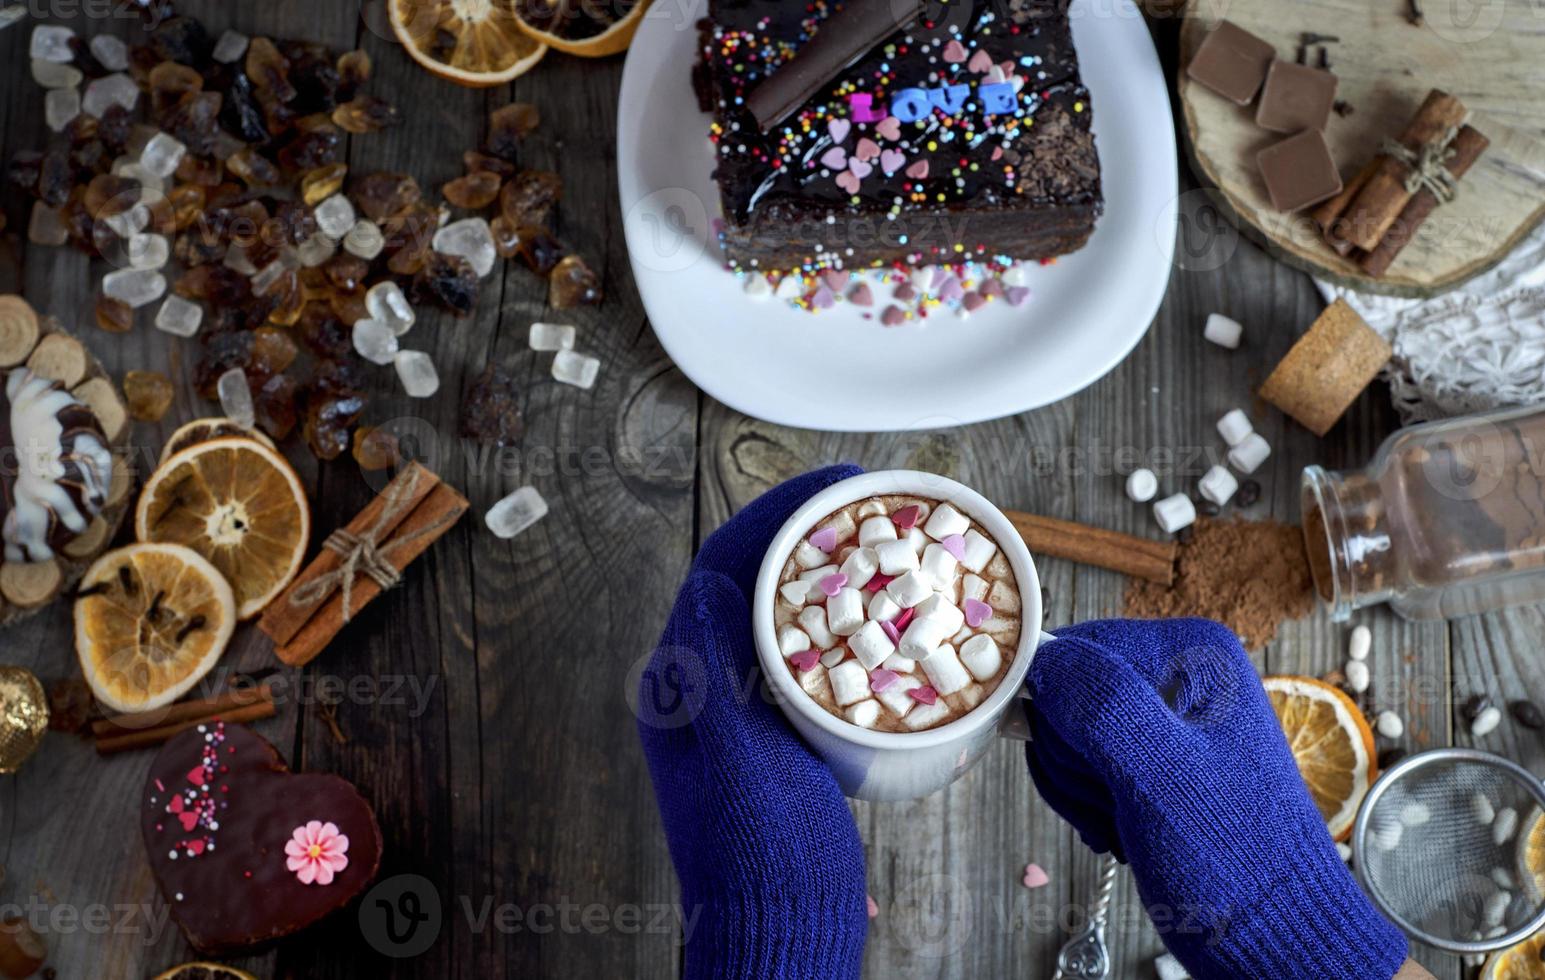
[1186,20,1277,105]
[1255,60,1337,133]
[1257,129,1342,212]
[1259,299,1391,436]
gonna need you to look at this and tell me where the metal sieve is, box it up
[1353,748,1545,955]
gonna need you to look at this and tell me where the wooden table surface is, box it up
[0,3,1532,978]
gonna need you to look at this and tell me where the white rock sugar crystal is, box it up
[127,233,169,270]
[83,72,139,117]
[344,219,384,260]
[102,268,166,308]
[432,218,496,278]
[154,295,203,337]
[45,87,80,131]
[552,350,600,390]
[314,194,356,239]
[139,132,186,179]
[352,319,399,365]
[486,486,548,539]
[27,202,68,245]
[31,58,82,88]
[211,29,249,64]
[217,368,254,429]
[365,280,414,335]
[89,34,129,71]
[529,322,575,351]
[394,351,439,398]
[30,24,75,63]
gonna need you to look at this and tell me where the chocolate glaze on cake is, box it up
[698,0,1102,274]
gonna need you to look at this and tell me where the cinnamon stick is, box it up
[94,700,276,755]
[90,683,274,737]
[259,461,439,648]
[1311,159,1379,255]
[1003,510,1178,586]
[1360,124,1489,278]
[273,482,469,667]
[1340,89,1467,252]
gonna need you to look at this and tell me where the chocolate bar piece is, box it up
[698,0,1102,273]
[1257,129,1343,212]
[1255,59,1337,133]
[1187,20,1276,105]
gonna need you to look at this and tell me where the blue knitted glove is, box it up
[637,465,868,980]
[1026,618,1408,980]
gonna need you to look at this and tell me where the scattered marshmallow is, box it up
[960,574,988,603]
[840,546,880,590]
[914,593,965,634]
[920,644,972,695]
[1345,659,1370,693]
[903,697,952,730]
[849,620,897,670]
[882,654,916,673]
[820,648,846,669]
[868,591,901,622]
[886,570,934,608]
[874,674,922,715]
[1198,465,1238,506]
[798,605,836,649]
[874,538,921,576]
[899,616,956,661]
[1399,802,1431,827]
[1376,710,1404,739]
[1492,867,1516,891]
[1372,816,1404,851]
[858,515,898,548]
[1483,889,1510,928]
[923,502,970,541]
[959,529,997,573]
[1126,468,1158,503]
[1335,842,1352,863]
[919,543,960,589]
[1217,408,1253,447]
[778,626,811,658]
[844,699,881,728]
[905,526,929,557]
[828,661,871,706]
[1154,952,1191,980]
[1473,792,1496,825]
[1493,807,1519,845]
[959,635,1002,682]
[1153,493,1196,534]
[1204,312,1243,349]
[1472,704,1503,737]
[1228,433,1271,474]
[1348,624,1371,661]
[827,588,865,636]
[794,539,828,569]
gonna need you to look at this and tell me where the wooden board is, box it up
[1178,0,1545,298]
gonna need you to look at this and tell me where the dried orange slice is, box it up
[512,0,652,57]
[390,0,548,87]
[153,965,259,980]
[136,438,310,620]
[1263,675,1376,842]
[1484,930,1545,980]
[159,416,276,465]
[1518,810,1545,903]
[75,543,237,714]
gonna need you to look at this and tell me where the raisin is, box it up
[460,365,525,447]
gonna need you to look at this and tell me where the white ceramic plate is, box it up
[617,0,1177,432]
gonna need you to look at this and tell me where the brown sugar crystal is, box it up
[1124,517,1315,650]
[1259,299,1391,436]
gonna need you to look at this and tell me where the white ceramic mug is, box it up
[753,470,1051,801]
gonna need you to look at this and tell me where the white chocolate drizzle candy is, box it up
[1,368,113,562]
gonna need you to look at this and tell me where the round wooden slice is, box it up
[1178,0,1545,297]
[0,300,134,628]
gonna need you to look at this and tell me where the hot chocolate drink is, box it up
[773,494,1022,732]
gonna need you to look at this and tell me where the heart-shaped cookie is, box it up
[141,723,382,954]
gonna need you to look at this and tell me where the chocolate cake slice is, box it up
[697,0,1102,275]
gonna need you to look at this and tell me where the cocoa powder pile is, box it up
[1124,517,1315,650]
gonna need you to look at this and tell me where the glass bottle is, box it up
[1302,404,1545,621]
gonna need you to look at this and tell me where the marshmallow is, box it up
[886,570,935,608]
[798,663,829,697]
[868,590,902,622]
[858,515,898,548]
[828,660,871,706]
[920,644,972,695]
[1126,468,1158,503]
[798,605,836,649]
[957,683,985,710]
[923,502,970,541]
[798,563,838,587]
[882,653,916,673]
[959,634,1003,681]
[1153,493,1196,534]
[778,625,811,658]
[913,593,965,634]
[919,542,959,589]
[874,538,921,575]
[1217,409,1253,447]
[951,625,974,646]
[961,573,989,603]
[899,615,957,660]
[959,529,997,573]
[1349,624,1371,661]
[1154,952,1191,980]
[1204,312,1243,349]
[856,499,887,518]
[874,674,922,716]
[905,526,929,556]
[826,588,865,636]
[1228,433,1271,474]
[794,539,828,569]
[820,648,846,668]
[903,697,953,730]
[778,580,812,608]
[988,578,1020,614]
[849,620,897,669]
[839,546,880,590]
[1198,465,1238,506]
[844,699,881,728]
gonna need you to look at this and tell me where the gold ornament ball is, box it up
[0,666,49,774]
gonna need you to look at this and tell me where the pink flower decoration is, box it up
[285,820,350,886]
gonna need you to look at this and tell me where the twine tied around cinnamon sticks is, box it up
[1379,126,1459,203]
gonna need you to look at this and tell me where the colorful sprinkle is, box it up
[891,504,921,530]
[1022,863,1050,889]
[809,527,838,553]
[819,573,849,596]
[869,668,900,692]
[789,649,821,671]
[964,597,991,628]
[909,685,939,705]
[941,534,967,560]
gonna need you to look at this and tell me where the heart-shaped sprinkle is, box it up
[869,669,899,692]
[820,146,848,170]
[938,276,965,302]
[836,170,861,194]
[848,283,874,306]
[854,137,881,162]
[867,895,880,918]
[811,286,836,309]
[892,607,915,632]
[991,146,1004,161]
[828,118,851,144]
[819,573,849,596]
[1006,286,1032,307]
[865,573,893,592]
[909,685,938,705]
[821,269,848,291]
[179,811,200,832]
[941,534,967,560]
[876,116,901,140]
[979,278,1005,299]
[168,796,185,814]
[962,291,986,312]
[879,149,906,175]
[789,649,821,672]
[809,527,838,553]
[942,39,968,63]
[964,597,991,628]
[187,766,208,787]
[904,160,930,181]
[1022,863,1050,889]
[986,64,1007,84]
[848,158,874,179]
[880,305,907,327]
[891,504,920,530]
[968,49,994,73]
[894,283,917,302]
[881,621,901,644]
